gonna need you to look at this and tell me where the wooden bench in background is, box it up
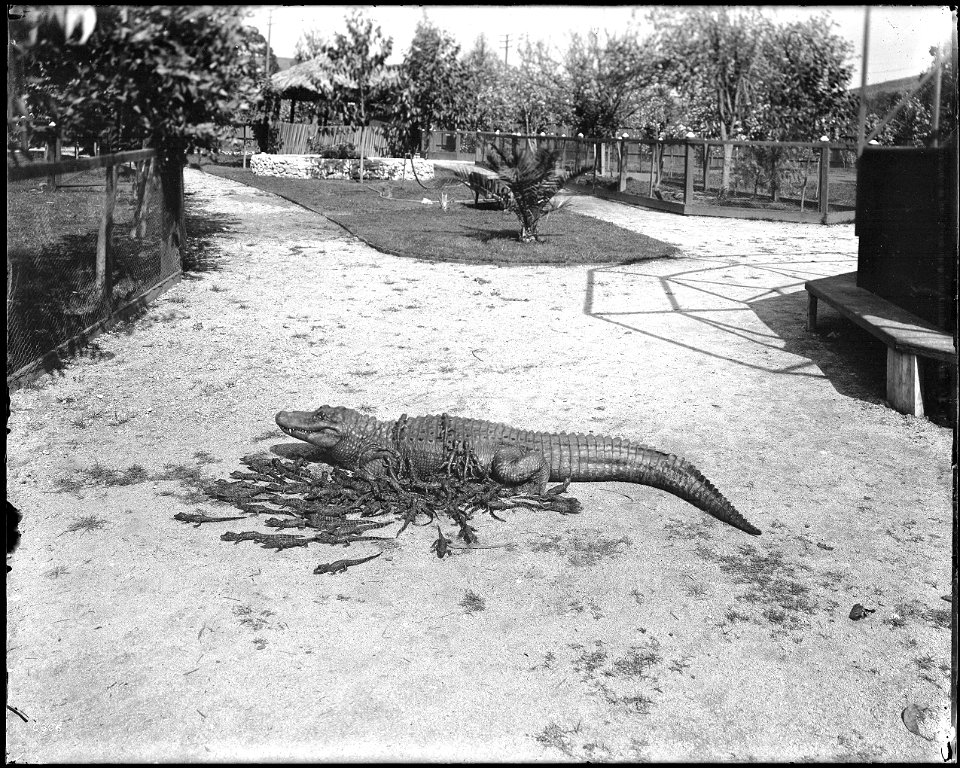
[805,271,957,417]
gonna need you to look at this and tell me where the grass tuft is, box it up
[460,590,486,614]
[63,514,108,535]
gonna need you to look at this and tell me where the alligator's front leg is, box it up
[490,444,550,492]
[356,447,404,489]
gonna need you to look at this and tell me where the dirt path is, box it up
[7,169,952,761]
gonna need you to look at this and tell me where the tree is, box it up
[26,6,260,154]
[741,14,855,202]
[461,35,509,131]
[23,5,262,250]
[650,6,773,194]
[503,39,571,135]
[859,45,957,147]
[751,14,855,142]
[393,19,468,152]
[294,29,325,64]
[563,27,651,137]
[7,5,97,153]
[317,10,396,181]
[238,23,280,151]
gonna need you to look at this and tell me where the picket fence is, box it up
[275,122,390,157]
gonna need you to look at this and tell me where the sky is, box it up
[242,4,956,86]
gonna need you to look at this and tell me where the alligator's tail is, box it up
[547,438,760,536]
[627,450,761,536]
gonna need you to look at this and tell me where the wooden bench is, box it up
[805,271,957,417]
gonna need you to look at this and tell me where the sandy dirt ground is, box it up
[7,168,954,762]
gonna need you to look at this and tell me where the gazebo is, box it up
[270,57,333,124]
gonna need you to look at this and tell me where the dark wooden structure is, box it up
[855,145,957,332]
[804,142,958,418]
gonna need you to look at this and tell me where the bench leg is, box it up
[886,348,924,416]
[807,293,818,332]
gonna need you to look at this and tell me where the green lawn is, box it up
[200,164,680,265]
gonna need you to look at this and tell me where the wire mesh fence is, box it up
[7,150,181,381]
[615,140,858,215]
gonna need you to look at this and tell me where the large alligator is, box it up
[275,406,761,536]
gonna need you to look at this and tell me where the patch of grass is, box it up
[530,530,631,567]
[54,459,214,501]
[680,579,709,598]
[56,462,149,492]
[460,589,486,614]
[722,608,756,625]
[883,599,951,630]
[611,644,662,678]
[663,516,716,541]
[234,605,273,632]
[572,642,609,679]
[202,167,680,266]
[614,693,655,714]
[535,722,578,758]
[694,543,817,631]
[69,409,105,429]
[45,564,69,578]
[63,514,108,535]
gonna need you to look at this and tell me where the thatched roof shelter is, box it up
[270,57,333,102]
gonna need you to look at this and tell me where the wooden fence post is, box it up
[702,143,710,193]
[683,140,696,204]
[647,143,655,196]
[618,138,627,193]
[45,130,62,189]
[96,163,118,305]
[818,143,831,219]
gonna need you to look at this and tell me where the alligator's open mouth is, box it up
[278,425,312,440]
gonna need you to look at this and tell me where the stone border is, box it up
[249,154,435,181]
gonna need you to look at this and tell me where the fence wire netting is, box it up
[616,142,858,212]
[7,156,176,379]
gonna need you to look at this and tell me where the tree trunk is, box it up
[358,124,365,182]
[158,153,186,270]
[719,122,733,198]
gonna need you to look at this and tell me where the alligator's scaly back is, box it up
[276,407,761,536]
[433,421,760,536]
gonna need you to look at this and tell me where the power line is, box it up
[500,33,510,65]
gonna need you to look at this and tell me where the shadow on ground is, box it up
[748,291,887,403]
[182,195,243,272]
[582,257,887,405]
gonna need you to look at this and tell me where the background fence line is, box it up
[416,130,858,224]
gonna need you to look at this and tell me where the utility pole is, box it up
[856,6,871,155]
[500,33,510,65]
[264,8,273,80]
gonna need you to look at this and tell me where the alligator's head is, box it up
[275,405,363,449]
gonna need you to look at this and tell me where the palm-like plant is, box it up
[483,145,591,242]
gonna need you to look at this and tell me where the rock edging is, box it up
[250,154,435,181]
